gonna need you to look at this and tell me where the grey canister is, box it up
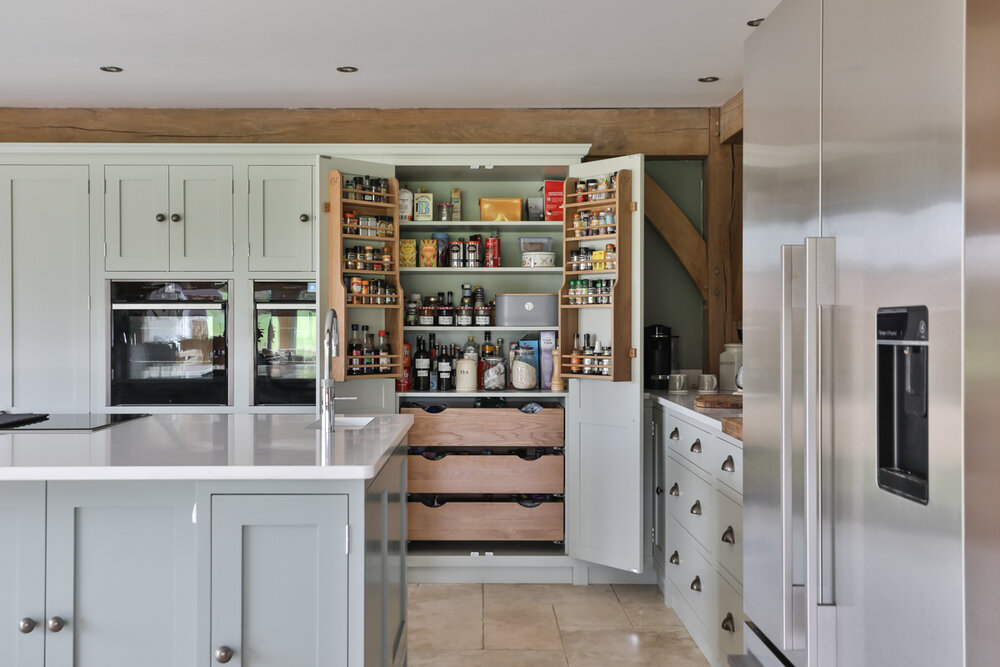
[494,293,558,327]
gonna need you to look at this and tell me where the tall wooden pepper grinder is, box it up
[550,345,565,392]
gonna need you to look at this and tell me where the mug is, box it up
[668,374,688,393]
[698,374,719,393]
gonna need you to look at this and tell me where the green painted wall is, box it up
[644,161,704,371]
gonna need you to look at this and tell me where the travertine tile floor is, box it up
[408,583,709,667]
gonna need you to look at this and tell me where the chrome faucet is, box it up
[321,308,339,434]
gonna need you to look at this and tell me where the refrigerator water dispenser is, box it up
[876,306,929,504]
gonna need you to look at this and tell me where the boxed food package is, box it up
[495,293,558,327]
[414,191,434,221]
[540,330,556,390]
[527,197,544,221]
[544,180,564,221]
[480,197,523,222]
[450,188,462,221]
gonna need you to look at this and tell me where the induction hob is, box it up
[0,413,150,431]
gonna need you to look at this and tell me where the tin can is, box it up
[466,238,482,268]
[419,239,439,267]
[449,239,465,267]
[485,236,501,267]
[350,276,363,295]
[400,239,417,267]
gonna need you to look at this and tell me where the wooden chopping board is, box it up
[721,417,743,441]
[693,393,743,409]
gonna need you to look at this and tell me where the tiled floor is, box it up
[407,583,709,667]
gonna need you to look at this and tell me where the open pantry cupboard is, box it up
[320,147,647,582]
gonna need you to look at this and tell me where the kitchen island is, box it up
[0,413,413,667]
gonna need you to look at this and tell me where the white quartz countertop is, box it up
[645,390,743,431]
[0,413,413,481]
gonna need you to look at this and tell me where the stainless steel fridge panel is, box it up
[743,0,820,659]
[964,0,1000,662]
[822,0,966,663]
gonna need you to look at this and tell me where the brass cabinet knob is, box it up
[669,428,680,440]
[47,616,66,632]
[215,646,234,663]
[690,500,702,515]
[690,439,702,454]
[721,455,736,472]
[721,612,736,633]
[721,526,736,544]
[18,618,36,634]
[690,576,702,592]
[669,551,680,565]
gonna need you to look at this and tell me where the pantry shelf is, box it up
[396,390,568,398]
[404,326,556,332]
[400,267,562,275]
[400,221,563,233]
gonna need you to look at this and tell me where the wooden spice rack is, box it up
[328,170,404,381]
[557,169,632,382]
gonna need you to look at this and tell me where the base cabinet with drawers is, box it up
[652,400,744,667]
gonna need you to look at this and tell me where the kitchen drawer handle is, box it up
[655,486,664,496]
[155,213,166,222]
[721,455,736,473]
[669,427,680,440]
[690,439,702,454]
[721,612,736,633]
[669,483,680,496]
[690,500,702,516]
[215,646,234,663]
[170,213,181,222]
[18,617,36,634]
[47,616,66,632]
[721,526,736,544]
[690,576,702,592]
[669,551,680,565]
[299,213,310,222]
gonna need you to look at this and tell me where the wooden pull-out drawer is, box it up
[408,453,564,494]
[407,501,564,541]
[401,405,564,447]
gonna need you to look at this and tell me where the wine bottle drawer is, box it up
[401,405,564,447]
[408,453,564,494]
[407,501,564,541]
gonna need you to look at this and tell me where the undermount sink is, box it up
[306,416,374,431]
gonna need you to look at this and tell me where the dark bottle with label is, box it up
[362,327,375,373]
[348,324,363,376]
[437,345,454,391]
[377,330,391,374]
[413,336,430,391]
[428,334,439,390]
[478,331,494,390]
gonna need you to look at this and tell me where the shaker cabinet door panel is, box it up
[0,482,45,667]
[249,165,314,272]
[211,494,349,667]
[44,482,197,667]
[168,166,234,271]
[105,165,171,271]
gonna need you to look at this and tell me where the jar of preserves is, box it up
[436,303,455,326]
[437,202,453,221]
[404,295,420,326]
[474,304,491,326]
[418,297,437,326]
[456,304,474,327]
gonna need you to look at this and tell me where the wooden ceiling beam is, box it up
[720,90,743,144]
[0,107,712,158]
[643,173,709,301]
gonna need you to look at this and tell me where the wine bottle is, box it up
[413,337,430,391]
[437,345,454,391]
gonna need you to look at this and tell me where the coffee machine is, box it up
[644,324,673,390]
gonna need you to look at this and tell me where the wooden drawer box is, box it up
[401,405,564,448]
[407,501,564,541]
[408,454,564,494]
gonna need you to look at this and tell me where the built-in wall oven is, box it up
[109,281,231,405]
[253,281,317,405]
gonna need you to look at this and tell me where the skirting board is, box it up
[407,555,658,585]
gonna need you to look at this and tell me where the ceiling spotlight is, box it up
[747,18,765,27]
[100,66,124,73]
[698,76,720,83]
[336,66,359,73]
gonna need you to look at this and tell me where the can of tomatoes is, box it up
[485,236,501,267]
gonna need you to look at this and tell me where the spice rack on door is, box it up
[557,169,633,382]
[328,170,404,381]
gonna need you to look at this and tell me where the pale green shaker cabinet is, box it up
[248,165,314,271]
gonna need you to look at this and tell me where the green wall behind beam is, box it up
[644,161,704,371]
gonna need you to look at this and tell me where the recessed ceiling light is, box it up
[698,76,720,83]
[100,66,123,73]
[747,18,765,27]
[336,66,358,73]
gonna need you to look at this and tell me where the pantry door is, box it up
[564,155,646,573]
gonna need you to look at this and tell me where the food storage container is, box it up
[495,294,558,327]
[521,252,556,268]
[519,236,553,253]
[480,197,523,221]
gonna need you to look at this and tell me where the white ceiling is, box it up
[1,0,780,109]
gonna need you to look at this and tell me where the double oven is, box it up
[109,280,317,407]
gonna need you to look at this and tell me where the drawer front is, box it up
[408,453,564,494]
[667,515,715,626]
[716,490,743,584]
[664,413,714,476]
[407,501,563,541]
[716,571,745,659]
[714,437,743,495]
[402,405,564,447]
[666,454,716,550]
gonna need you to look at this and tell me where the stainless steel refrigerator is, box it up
[740,0,1000,664]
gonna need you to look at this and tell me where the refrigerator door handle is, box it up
[803,237,837,667]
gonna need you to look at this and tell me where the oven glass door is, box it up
[111,304,229,405]
[254,304,317,405]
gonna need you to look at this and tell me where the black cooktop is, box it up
[0,413,150,431]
